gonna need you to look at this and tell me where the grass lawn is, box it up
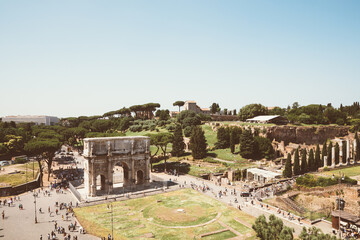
[17,161,40,171]
[0,162,40,187]
[316,165,360,177]
[0,170,37,186]
[202,125,217,147]
[202,230,236,240]
[74,189,255,240]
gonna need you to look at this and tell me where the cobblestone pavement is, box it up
[0,188,99,240]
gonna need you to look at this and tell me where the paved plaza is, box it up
[0,188,99,240]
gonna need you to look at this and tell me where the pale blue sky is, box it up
[1,1,359,117]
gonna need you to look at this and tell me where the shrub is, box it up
[183,126,192,137]
[166,124,176,132]
[129,125,142,132]
[15,157,27,164]
[296,174,357,188]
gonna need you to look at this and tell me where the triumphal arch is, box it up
[82,136,150,197]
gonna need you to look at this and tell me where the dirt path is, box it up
[147,211,222,229]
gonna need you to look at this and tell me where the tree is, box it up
[342,140,347,164]
[215,127,230,149]
[355,132,360,161]
[24,138,61,184]
[3,135,24,154]
[150,132,173,172]
[239,130,255,159]
[327,142,333,166]
[171,125,185,157]
[300,149,308,174]
[190,126,207,159]
[315,144,321,170]
[252,214,294,240]
[335,142,340,165]
[308,149,315,172]
[148,134,161,172]
[239,104,268,121]
[210,103,220,114]
[254,136,274,160]
[173,101,185,112]
[283,153,292,178]
[299,226,338,240]
[321,142,327,167]
[293,149,300,176]
[230,130,236,153]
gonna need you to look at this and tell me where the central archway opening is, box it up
[112,162,130,193]
[96,174,106,191]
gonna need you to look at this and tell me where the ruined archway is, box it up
[83,136,151,197]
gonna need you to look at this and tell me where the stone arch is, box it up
[136,170,144,185]
[96,174,106,191]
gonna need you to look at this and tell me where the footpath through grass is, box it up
[74,189,255,240]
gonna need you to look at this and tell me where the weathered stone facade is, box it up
[266,125,349,145]
[82,136,150,197]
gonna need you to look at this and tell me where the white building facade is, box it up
[2,115,59,126]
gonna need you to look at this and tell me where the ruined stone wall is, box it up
[266,126,349,145]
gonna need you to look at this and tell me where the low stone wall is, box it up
[0,172,41,197]
[210,115,239,121]
[69,181,82,202]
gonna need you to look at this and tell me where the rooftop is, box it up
[83,136,149,141]
[246,115,280,122]
[247,168,282,178]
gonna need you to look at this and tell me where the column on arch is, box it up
[106,158,113,194]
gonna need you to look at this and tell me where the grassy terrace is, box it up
[0,170,37,187]
[125,124,254,177]
[315,165,360,178]
[0,162,40,187]
[74,189,255,240]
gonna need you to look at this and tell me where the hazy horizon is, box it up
[1,1,359,118]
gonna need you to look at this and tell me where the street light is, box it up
[338,171,345,238]
[107,202,114,240]
[33,192,38,223]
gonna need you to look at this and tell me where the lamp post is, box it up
[107,202,114,240]
[26,161,28,192]
[34,192,38,223]
[338,171,344,238]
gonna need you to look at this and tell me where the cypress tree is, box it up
[190,126,207,159]
[327,142,333,166]
[335,142,340,165]
[239,130,255,159]
[308,149,315,172]
[283,153,292,178]
[293,149,301,176]
[215,127,229,149]
[315,144,321,170]
[229,129,236,153]
[321,142,327,167]
[300,149,308,174]
[355,132,360,161]
[171,124,185,157]
[342,141,347,164]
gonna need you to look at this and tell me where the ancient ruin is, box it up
[82,136,150,197]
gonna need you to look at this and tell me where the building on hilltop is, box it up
[183,101,211,115]
[246,115,288,125]
[2,115,59,126]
